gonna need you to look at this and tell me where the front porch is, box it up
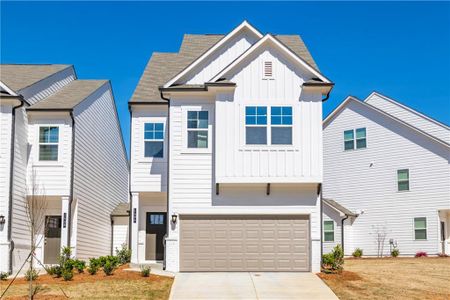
[438,209,450,255]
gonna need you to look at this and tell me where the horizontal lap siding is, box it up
[73,84,128,259]
[323,101,450,256]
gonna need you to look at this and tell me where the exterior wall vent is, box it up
[263,61,273,79]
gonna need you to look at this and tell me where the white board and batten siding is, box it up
[130,105,168,193]
[215,45,323,183]
[323,99,450,256]
[72,83,129,259]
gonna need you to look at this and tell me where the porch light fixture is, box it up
[0,215,5,225]
[171,214,177,224]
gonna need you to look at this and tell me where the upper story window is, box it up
[187,111,208,148]
[39,126,59,161]
[245,106,267,145]
[144,123,164,158]
[397,169,410,191]
[263,61,273,79]
[271,106,292,145]
[344,128,366,151]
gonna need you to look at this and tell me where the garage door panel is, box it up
[180,215,310,271]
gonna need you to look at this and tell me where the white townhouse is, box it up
[322,92,450,256]
[129,21,334,272]
[0,64,128,273]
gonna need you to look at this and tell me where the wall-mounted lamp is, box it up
[171,214,178,224]
[0,215,5,225]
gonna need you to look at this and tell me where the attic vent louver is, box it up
[263,61,273,78]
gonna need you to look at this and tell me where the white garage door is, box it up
[180,215,310,271]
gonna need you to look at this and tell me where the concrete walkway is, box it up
[169,272,338,300]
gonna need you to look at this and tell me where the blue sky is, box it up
[2,2,449,156]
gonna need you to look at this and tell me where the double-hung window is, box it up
[245,106,267,145]
[144,123,164,158]
[344,128,366,150]
[397,169,409,191]
[271,106,292,145]
[187,111,208,148]
[414,217,427,240]
[323,221,334,242]
[39,126,59,161]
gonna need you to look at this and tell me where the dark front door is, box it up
[145,213,166,261]
[441,221,446,254]
[44,216,61,264]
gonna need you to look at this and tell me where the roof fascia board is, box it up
[163,21,263,88]
[211,34,330,83]
[0,81,18,96]
[366,91,450,130]
[324,96,450,149]
[323,200,345,217]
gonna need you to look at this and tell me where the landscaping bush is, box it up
[25,269,39,281]
[116,244,131,265]
[73,259,86,273]
[415,251,428,258]
[45,265,58,276]
[103,261,115,276]
[88,258,100,275]
[140,265,151,277]
[322,244,344,273]
[0,272,8,281]
[62,268,73,281]
[391,248,400,257]
[53,265,63,278]
[352,248,363,258]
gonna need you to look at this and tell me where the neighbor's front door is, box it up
[145,212,167,261]
[44,216,61,264]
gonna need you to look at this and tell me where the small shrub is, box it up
[103,261,115,276]
[88,258,100,275]
[415,251,428,258]
[73,259,86,273]
[53,265,63,278]
[352,248,363,258]
[0,272,8,281]
[116,244,131,265]
[63,259,75,272]
[25,269,39,281]
[45,265,58,276]
[62,268,73,281]
[322,244,344,273]
[140,265,151,277]
[391,248,400,257]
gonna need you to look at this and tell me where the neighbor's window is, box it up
[397,169,409,191]
[271,106,292,145]
[144,123,164,158]
[324,221,334,242]
[187,111,208,148]
[414,217,427,240]
[344,128,366,150]
[39,126,59,161]
[245,106,267,145]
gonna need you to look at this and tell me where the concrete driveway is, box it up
[169,272,338,299]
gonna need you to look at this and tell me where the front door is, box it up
[145,213,166,261]
[44,216,61,264]
[441,221,446,254]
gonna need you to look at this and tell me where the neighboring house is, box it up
[0,64,128,274]
[129,21,333,272]
[322,92,450,256]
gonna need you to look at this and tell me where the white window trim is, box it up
[323,220,335,243]
[344,127,368,151]
[35,124,61,165]
[241,104,295,149]
[413,217,427,241]
[139,117,167,162]
[397,168,410,192]
[182,105,213,154]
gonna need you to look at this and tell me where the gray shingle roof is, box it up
[0,64,72,92]
[323,198,358,217]
[130,33,319,104]
[28,80,107,110]
[111,203,130,216]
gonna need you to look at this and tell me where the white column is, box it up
[60,196,70,249]
[130,193,139,264]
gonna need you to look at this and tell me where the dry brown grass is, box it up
[318,257,450,300]
[0,265,174,299]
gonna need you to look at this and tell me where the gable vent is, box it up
[263,61,273,78]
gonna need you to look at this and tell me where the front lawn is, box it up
[318,257,450,300]
[0,264,173,299]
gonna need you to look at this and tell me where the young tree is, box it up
[371,225,388,257]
